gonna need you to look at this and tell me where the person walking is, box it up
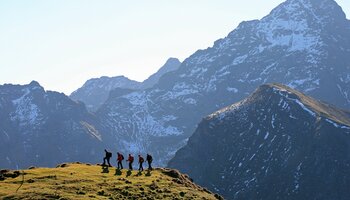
[127,154,134,170]
[146,154,153,170]
[117,152,124,169]
[103,149,112,167]
[138,155,144,172]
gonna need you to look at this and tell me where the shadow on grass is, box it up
[126,170,132,177]
[101,165,109,173]
[115,168,122,176]
[145,170,152,177]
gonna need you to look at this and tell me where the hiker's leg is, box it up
[107,158,111,167]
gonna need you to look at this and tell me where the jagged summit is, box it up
[140,57,181,89]
[268,0,346,21]
[222,0,348,56]
[28,80,41,87]
[164,57,181,65]
[1,81,43,90]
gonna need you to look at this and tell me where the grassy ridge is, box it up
[0,163,222,200]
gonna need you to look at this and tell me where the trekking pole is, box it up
[16,170,24,193]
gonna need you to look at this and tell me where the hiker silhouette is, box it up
[138,155,144,172]
[127,154,134,170]
[117,152,124,169]
[102,149,112,167]
[146,154,153,170]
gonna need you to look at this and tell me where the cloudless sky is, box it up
[0,0,349,95]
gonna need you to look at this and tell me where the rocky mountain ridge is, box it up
[169,83,350,199]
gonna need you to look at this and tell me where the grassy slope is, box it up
[0,163,221,200]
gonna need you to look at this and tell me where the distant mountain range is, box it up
[1,0,349,172]
[96,0,350,165]
[169,84,350,200]
[70,58,181,111]
[0,81,104,169]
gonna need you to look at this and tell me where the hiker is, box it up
[127,154,134,170]
[117,152,124,169]
[146,154,153,170]
[103,149,112,167]
[138,155,144,172]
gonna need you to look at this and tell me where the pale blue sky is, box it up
[0,0,349,95]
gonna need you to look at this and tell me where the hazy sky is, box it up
[0,0,349,95]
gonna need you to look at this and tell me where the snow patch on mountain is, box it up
[184,98,197,105]
[273,87,317,117]
[162,115,177,122]
[227,87,239,93]
[325,119,350,129]
[125,91,148,106]
[106,92,183,137]
[162,83,199,100]
[232,55,248,65]
[252,0,327,64]
[10,88,41,126]
[2,131,10,140]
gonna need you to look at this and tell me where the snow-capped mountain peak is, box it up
[98,0,350,167]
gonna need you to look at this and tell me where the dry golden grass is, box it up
[0,163,221,200]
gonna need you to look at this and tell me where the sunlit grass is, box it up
[0,163,220,200]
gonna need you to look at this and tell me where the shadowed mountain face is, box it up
[97,0,350,166]
[0,81,104,169]
[70,58,181,112]
[169,84,350,200]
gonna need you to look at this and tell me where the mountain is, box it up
[0,163,223,200]
[70,76,141,112]
[169,84,350,199]
[0,81,104,169]
[140,58,182,89]
[70,58,181,112]
[97,0,350,166]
